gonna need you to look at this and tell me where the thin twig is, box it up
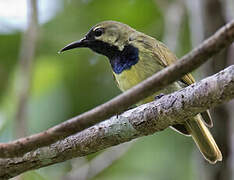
[0,20,234,158]
[162,0,185,51]
[15,0,39,138]
[0,65,234,179]
[185,0,204,47]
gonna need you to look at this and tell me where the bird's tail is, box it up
[185,115,222,164]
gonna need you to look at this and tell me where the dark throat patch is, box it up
[89,41,139,74]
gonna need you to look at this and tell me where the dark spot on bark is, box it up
[168,98,177,108]
[181,100,185,108]
[128,110,159,135]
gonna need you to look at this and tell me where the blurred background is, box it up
[0,0,234,179]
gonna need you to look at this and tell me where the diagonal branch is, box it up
[0,20,234,159]
[0,65,234,179]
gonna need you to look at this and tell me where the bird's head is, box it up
[60,21,140,74]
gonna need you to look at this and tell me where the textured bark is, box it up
[0,20,234,159]
[0,65,234,179]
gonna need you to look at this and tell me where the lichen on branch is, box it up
[0,65,234,179]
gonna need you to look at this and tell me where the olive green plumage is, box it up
[60,20,222,164]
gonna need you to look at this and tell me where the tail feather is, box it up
[185,115,222,164]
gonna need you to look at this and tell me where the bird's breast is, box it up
[113,53,162,92]
[113,53,182,105]
[114,65,142,91]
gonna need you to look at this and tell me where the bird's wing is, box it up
[153,40,213,127]
[154,41,195,85]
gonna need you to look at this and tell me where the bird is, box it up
[60,20,222,164]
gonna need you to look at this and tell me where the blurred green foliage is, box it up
[0,33,20,101]
[0,0,198,179]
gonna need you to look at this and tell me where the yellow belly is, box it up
[113,58,181,105]
[114,65,143,91]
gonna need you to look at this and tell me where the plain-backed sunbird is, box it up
[60,21,222,164]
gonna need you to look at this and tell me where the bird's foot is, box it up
[154,93,165,100]
[116,107,134,119]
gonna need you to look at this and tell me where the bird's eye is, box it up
[94,28,104,37]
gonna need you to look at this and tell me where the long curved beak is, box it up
[59,37,89,53]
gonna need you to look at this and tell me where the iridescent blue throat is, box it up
[89,41,139,74]
[109,45,139,74]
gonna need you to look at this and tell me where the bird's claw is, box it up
[154,93,165,100]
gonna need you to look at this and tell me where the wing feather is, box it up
[131,34,213,127]
[153,40,213,127]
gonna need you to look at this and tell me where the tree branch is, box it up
[15,0,39,138]
[0,65,234,179]
[162,0,185,51]
[0,20,234,159]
